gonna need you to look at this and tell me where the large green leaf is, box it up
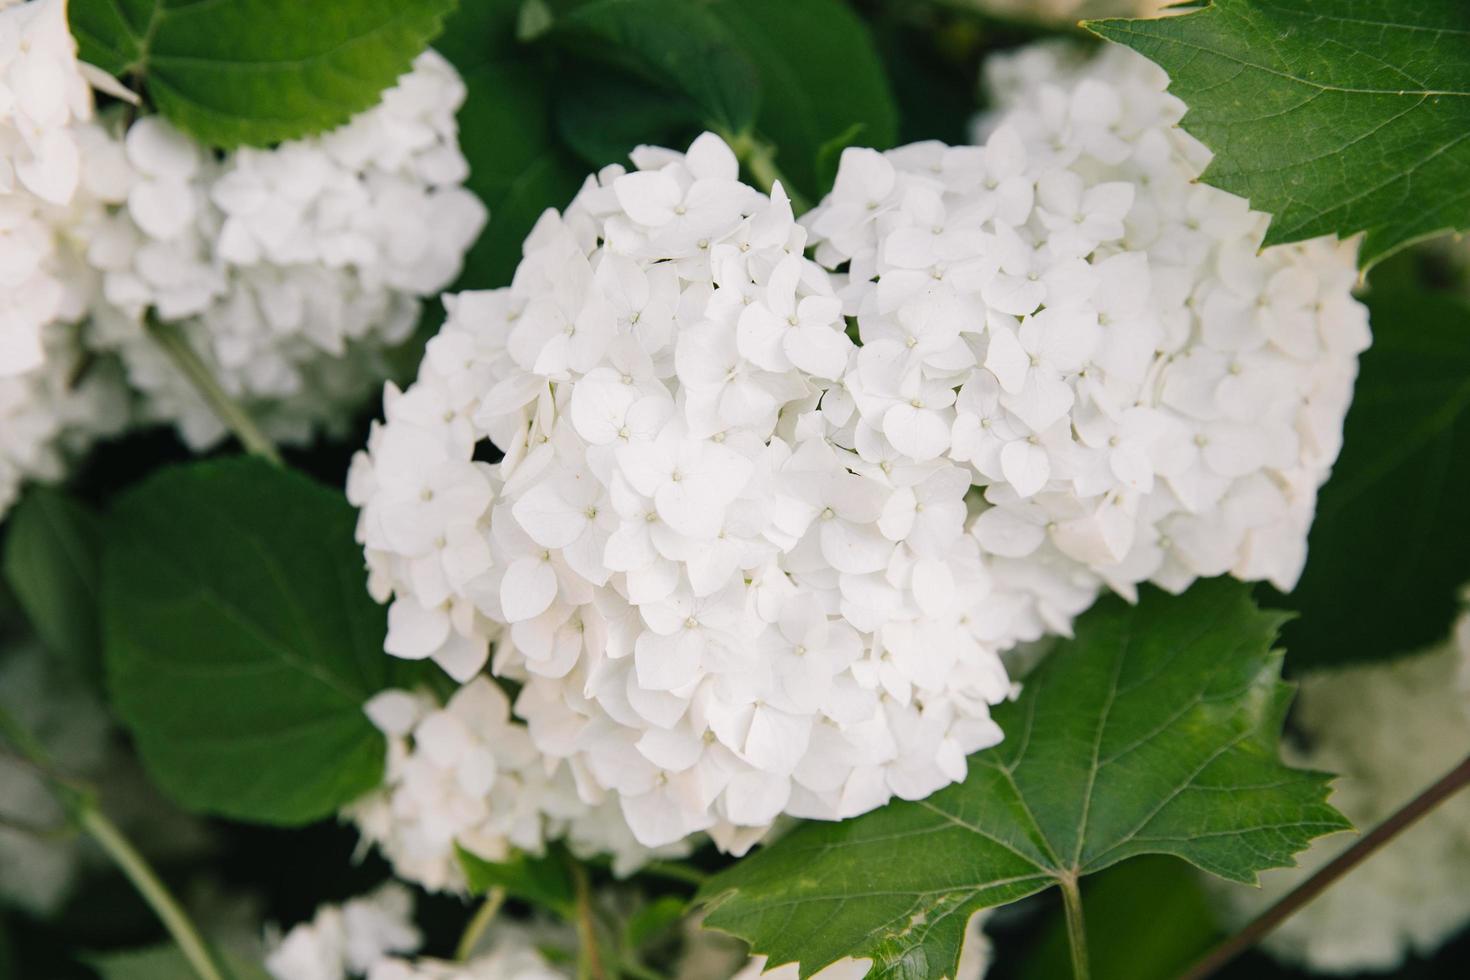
[70,0,456,147]
[1088,0,1470,267]
[438,0,586,288]
[1277,288,1470,669]
[549,0,759,135]
[2,489,103,680]
[103,458,391,825]
[710,0,897,198]
[697,579,1348,979]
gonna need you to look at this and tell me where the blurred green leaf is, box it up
[550,0,758,134]
[623,895,688,952]
[71,0,456,147]
[439,0,586,288]
[103,458,390,825]
[711,0,897,198]
[2,489,103,680]
[556,69,702,169]
[1278,288,1470,669]
[1088,0,1470,267]
[699,580,1348,979]
[458,844,577,916]
[85,944,270,980]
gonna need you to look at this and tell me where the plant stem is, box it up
[1180,751,1470,980]
[571,861,607,980]
[0,705,229,980]
[144,313,282,465]
[722,130,812,215]
[455,888,505,962]
[81,807,230,980]
[1060,875,1090,980]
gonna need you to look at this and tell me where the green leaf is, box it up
[697,579,1348,979]
[623,895,688,952]
[1087,0,1470,267]
[1017,857,1220,980]
[2,489,104,679]
[549,0,759,135]
[103,458,391,826]
[1276,287,1470,669]
[70,0,456,148]
[710,0,897,198]
[556,69,703,170]
[458,844,577,915]
[85,944,271,980]
[440,1,586,288]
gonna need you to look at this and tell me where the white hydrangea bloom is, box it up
[81,50,486,449]
[1208,616,1470,974]
[265,883,422,980]
[348,680,690,892]
[798,42,1368,642]
[0,325,127,521]
[0,0,92,205]
[350,131,1017,855]
[267,886,572,980]
[0,0,97,376]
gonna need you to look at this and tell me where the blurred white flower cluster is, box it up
[0,0,126,519]
[347,680,687,892]
[0,0,484,521]
[349,40,1367,874]
[265,884,570,980]
[349,131,1015,862]
[801,42,1368,637]
[83,50,485,448]
[1210,611,1470,974]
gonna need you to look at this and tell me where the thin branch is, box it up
[144,313,282,465]
[1060,874,1090,980]
[571,861,608,980]
[81,807,231,980]
[455,888,505,962]
[1180,751,1470,980]
[1,704,230,980]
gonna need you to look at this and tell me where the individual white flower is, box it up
[799,41,1368,635]
[80,50,486,450]
[351,133,1015,860]
[265,884,422,980]
[1206,614,1470,974]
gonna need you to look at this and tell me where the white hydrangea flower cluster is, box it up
[0,329,127,518]
[265,884,422,980]
[347,679,688,892]
[1209,613,1470,974]
[1,0,95,375]
[350,131,1017,856]
[81,49,486,449]
[795,43,1368,637]
[266,885,572,980]
[0,0,125,521]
